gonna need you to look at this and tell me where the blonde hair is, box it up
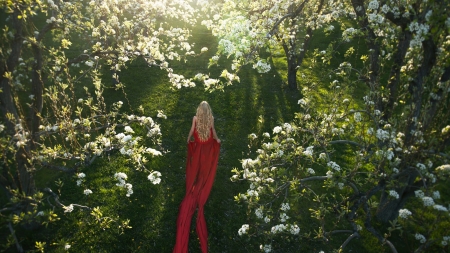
[195,101,213,141]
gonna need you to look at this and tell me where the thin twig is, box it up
[8,222,24,253]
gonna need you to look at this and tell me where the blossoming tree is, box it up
[216,0,450,252]
[199,0,350,91]
[0,0,200,251]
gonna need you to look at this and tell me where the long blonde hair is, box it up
[195,101,213,141]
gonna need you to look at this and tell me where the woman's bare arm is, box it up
[187,116,196,143]
[211,117,221,143]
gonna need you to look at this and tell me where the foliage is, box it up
[202,0,450,252]
[1,0,450,252]
[0,0,203,251]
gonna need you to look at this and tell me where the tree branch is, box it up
[329,140,363,148]
[406,37,437,144]
[383,29,412,120]
[340,232,361,250]
[41,162,75,173]
[266,1,308,38]
[8,222,24,253]
[324,229,353,237]
[300,176,328,182]
[362,201,398,253]
[423,66,450,130]
[43,187,92,211]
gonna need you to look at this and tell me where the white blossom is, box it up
[376,129,389,141]
[433,205,448,212]
[238,224,249,235]
[303,146,314,157]
[281,203,290,211]
[273,126,282,134]
[415,233,426,243]
[63,204,74,213]
[253,60,271,73]
[432,191,440,199]
[398,208,412,219]
[271,224,287,234]
[353,112,361,122]
[260,244,271,253]
[255,208,263,219]
[422,196,435,207]
[327,161,341,171]
[389,190,399,199]
[148,171,162,184]
[298,99,308,106]
[367,0,379,10]
[290,224,300,235]
[326,170,333,178]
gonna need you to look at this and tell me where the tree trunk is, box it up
[375,168,418,222]
[0,8,37,215]
[376,191,411,222]
[287,57,298,90]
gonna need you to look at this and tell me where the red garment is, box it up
[173,127,220,253]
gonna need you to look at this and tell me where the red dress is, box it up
[173,127,220,253]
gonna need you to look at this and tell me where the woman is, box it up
[173,101,221,253]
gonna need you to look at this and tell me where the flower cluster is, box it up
[409,21,430,48]
[253,60,271,73]
[389,190,399,199]
[255,207,263,219]
[327,161,341,171]
[271,224,287,234]
[342,28,358,42]
[442,236,450,246]
[280,213,289,222]
[432,191,441,199]
[238,224,249,235]
[433,205,448,212]
[63,204,74,213]
[303,146,314,157]
[422,196,434,207]
[147,171,162,184]
[415,190,425,198]
[280,203,290,211]
[354,112,362,122]
[273,126,282,134]
[290,224,300,235]
[398,208,412,219]
[259,244,272,253]
[415,233,426,244]
[376,129,390,141]
[76,173,86,186]
[114,172,133,197]
[260,244,272,253]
